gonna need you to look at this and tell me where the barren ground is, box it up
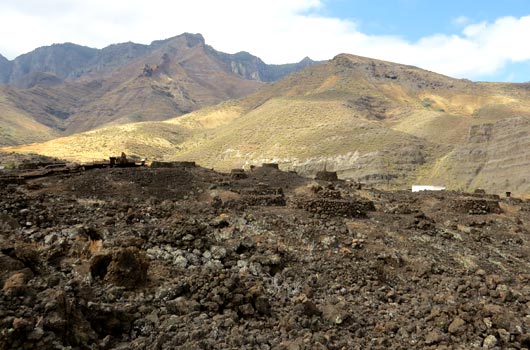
[1,164,530,349]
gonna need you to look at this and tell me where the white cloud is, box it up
[0,0,529,81]
[453,16,470,26]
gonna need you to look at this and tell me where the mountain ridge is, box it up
[7,53,530,193]
[0,33,319,87]
[0,33,320,145]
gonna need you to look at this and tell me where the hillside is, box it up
[6,53,530,194]
[0,33,317,144]
[0,86,60,146]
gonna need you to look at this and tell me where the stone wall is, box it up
[451,197,502,215]
[150,161,196,168]
[294,196,375,218]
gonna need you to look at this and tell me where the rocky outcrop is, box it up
[8,43,97,87]
[90,247,149,288]
[207,48,319,82]
[1,33,317,88]
[0,54,11,83]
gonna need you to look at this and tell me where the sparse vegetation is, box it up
[4,54,530,194]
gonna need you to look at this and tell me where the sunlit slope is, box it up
[5,120,195,162]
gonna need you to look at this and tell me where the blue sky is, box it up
[0,0,529,82]
[322,0,530,81]
[325,0,529,40]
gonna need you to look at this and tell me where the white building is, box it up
[411,185,446,192]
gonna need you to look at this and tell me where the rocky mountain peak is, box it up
[0,53,11,82]
[299,56,315,64]
[151,32,206,49]
[8,43,97,87]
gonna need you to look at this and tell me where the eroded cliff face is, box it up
[422,117,530,194]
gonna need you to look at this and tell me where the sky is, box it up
[0,0,529,82]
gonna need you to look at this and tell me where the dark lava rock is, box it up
[1,165,529,350]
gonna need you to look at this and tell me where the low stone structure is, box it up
[451,197,502,215]
[236,185,286,207]
[294,196,375,218]
[230,169,248,179]
[315,171,338,181]
[0,176,25,186]
[150,161,196,168]
[238,186,284,196]
[242,195,286,207]
[262,163,279,169]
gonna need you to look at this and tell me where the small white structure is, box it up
[411,185,446,192]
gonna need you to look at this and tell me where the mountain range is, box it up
[3,34,530,194]
[0,33,317,145]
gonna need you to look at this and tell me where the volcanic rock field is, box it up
[1,163,530,349]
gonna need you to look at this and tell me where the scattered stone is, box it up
[482,334,498,348]
[448,317,466,334]
[0,163,528,350]
[3,270,31,296]
[425,330,445,345]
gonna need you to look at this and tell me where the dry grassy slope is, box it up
[169,98,443,187]
[0,86,60,146]
[7,53,530,193]
[0,79,116,147]
[3,121,192,162]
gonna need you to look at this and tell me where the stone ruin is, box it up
[229,184,286,207]
[108,152,136,168]
[262,163,279,169]
[150,161,196,168]
[17,162,67,170]
[315,170,338,182]
[240,185,286,207]
[451,197,502,215]
[294,184,375,218]
[230,169,248,180]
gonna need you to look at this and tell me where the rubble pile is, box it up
[451,197,503,215]
[1,164,530,349]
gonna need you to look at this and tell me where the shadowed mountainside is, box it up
[0,54,11,82]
